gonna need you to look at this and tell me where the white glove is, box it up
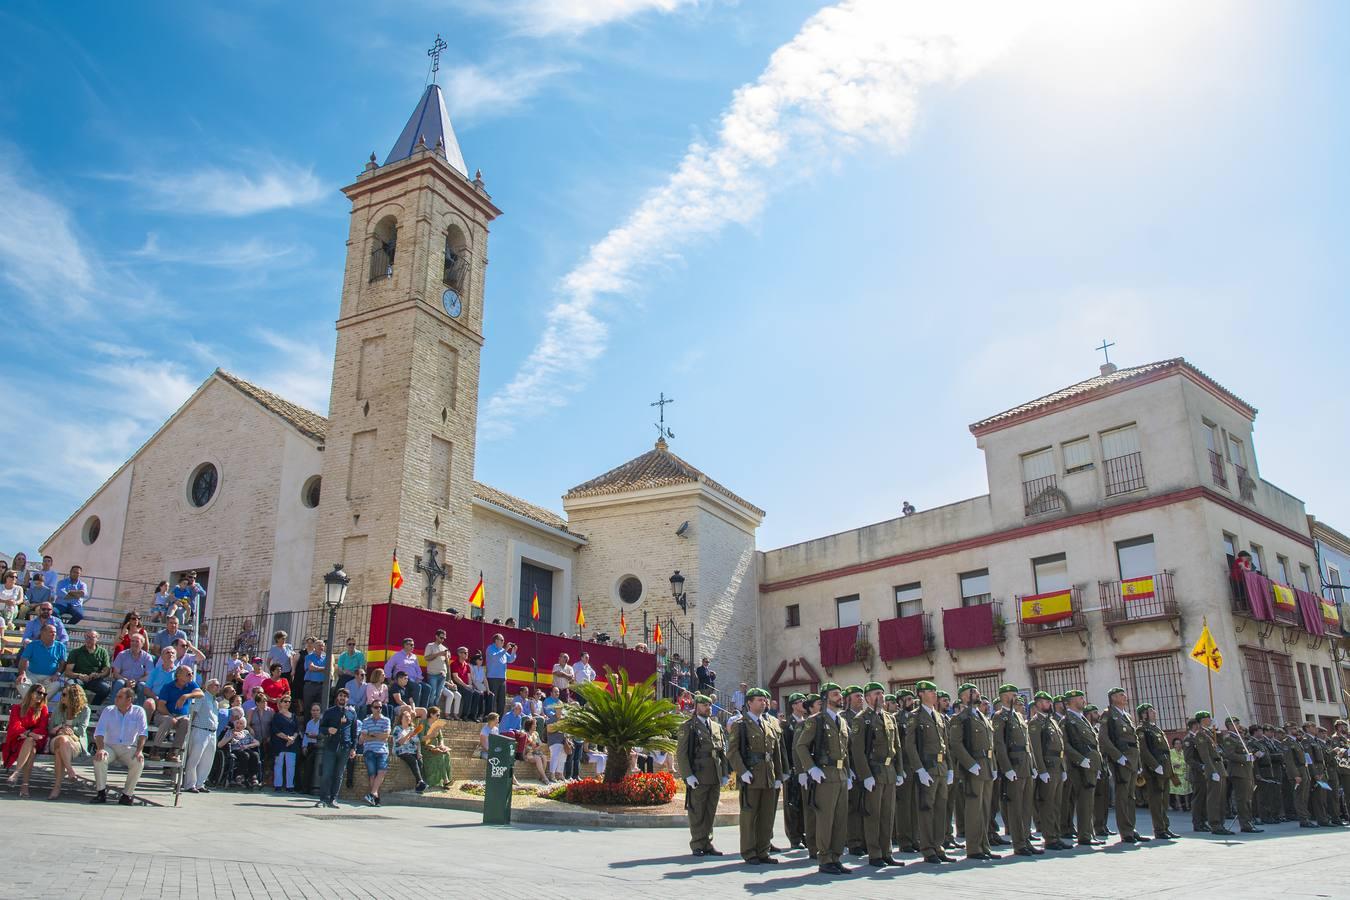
[740,771,753,785]
[1306,754,1314,765]
[946,769,954,786]
[798,773,808,787]
[1211,772,1220,782]
[1245,753,1254,762]
[1060,771,1067,782]
[992,769,999,780]
[1038,771,1050,783]
[1078,758,1092,769]
[685,775,699,788]
[808,766,825,784]
[720,776,729,787]
[1117,756,1127,766]
[1005,770,1017,781]
[1153,766,1164,775]
[847,775,855,790]
[895,774,904,787]
[917,768,933,787]
[863,776,875,792]
[969,763,980,776]
[773,779,783,789]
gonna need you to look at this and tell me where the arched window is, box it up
[443,226,470,293]
[369,216,398,282]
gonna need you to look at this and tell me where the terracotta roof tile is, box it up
[215,369,328,442]
[472,481,578,536]
[565,439,764,516]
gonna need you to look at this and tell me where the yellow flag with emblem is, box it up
[1189,623,1223,672]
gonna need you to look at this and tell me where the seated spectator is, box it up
[500,702,524,734]
[358,700,392,806]
[218,717,262,789]
[335,638,365,692]
[110,632,155,704]
[476,713,500,759]
[469,651,493,721]
[25,569,56,618]
[91,686,149,805]
[422,706,452,790]
[449,646,478,721]
[528,688,545,718]
[269,695,300,792]
[145,646,180,715]
[388,670,422,718]
[172,571,206,622]
[18,622,67,690]
[232,619,260,657]
[53,565,89,625]
[0,570,23,628]
[48,682,91,800]
[3,683,50,797]
[170,636,207,674]
[154,665,203,759]
[22,602,68,646]
[262,663,291,710]
[113,612,148,656]
[383,638,427,707]
[224,651,248,692]
[392,705,427,793]
[437,673,463,721]
[8,552,26,588]
[64,628,113,706]
[149,581,173,624]
[183,679,221,794]
[242,657,268,698]
[346,666,370,715]
[551,652,575,702]
[154,617,185,654]
[365,667,389,714]
[678,690,694,712]
[518,718,550,783]
[542,685,563,718]
[300,702,321,794]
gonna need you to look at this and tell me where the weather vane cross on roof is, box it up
[651,392,675,442]
[427,34,448,83]
[1096,338,1116,365]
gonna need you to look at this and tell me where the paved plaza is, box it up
[7,791,1350,899]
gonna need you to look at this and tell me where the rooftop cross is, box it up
[1096,338,1116,365]
[427,34,448,83]
[651,392,675,443]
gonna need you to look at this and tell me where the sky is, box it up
[0,0,1347,557]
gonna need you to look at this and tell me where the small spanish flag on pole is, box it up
[390,551,404,590]
[468,572,485,610]
[575,597,586,629]
[530,588,540,621]
[619,609,627,637]
[653,620,663,646]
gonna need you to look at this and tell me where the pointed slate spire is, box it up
[384,83,467,176]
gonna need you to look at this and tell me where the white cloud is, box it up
[481,0,1030,438]
[248,329,334,414]
[0,155,95,314]
[444,63,571,122]
[133,232,308,268]
[111,160,327,216]
[476,0,702,36]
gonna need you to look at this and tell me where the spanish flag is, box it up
[1020,590,1073,625]
[1272,583,1296,609]
[1121,576,1155,602]
[1189,622,1223,672]
[1321,598,1340,629]
[468,572,485,609]
[575,596,586,628]
[653,621,663,645]
[390,551,404,590]
[530,588,540,621]
[619,609,627,637]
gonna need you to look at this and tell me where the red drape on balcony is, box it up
[819,625,859,668]
[878,615,926,661]
[1240,570,1275,621]
[1294,589,1327,636]
[942,604,994,650]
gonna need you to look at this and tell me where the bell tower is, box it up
[310,72,501,612]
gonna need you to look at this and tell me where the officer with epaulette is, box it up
[1302,722,1333,825]
[993,683,1038,856]
[847,681,902,867]
[947,682,999,860]
[1136,702,1178,839]
[903,680,953,864]
[799,694,824,850]
[1060,689,1103,845]
[1219,715,1259,833]
[1181,718,1204,830]
[1281,722,1312,826]
[727,687,783,864]
[1028,690,1069,850]
[892,688,918,853]
[840,685,866,856]
[781,692,808,850]
[1194,710,1234,835]
[796,683,853,875]
[1085,705,1112,836]
[677,693,729,857]
[1249,723,1277,824]
[936,689,960,850]
[1098,687,1146,844]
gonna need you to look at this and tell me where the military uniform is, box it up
[727,699,784,863]
[1288,730,1313,825]
[1252,730,1279,823]
[1061,706,1102,844]
[948,697,997,858]
[676,709,728,853]
[1218,725,1256,831]
[1136,708,1173,838]
[892,702,918,851]
[781,705,808,849]
[850,689,902,864]
[795,697,852,870]
[841,691,865,854]
[1029,702,1067,847]
[1098,695,1142,840]
[993,694,1035,853]
[903,698,950,860]
[1194,718,1229,832]
[1181,728,1205,830]
[1303,731,1332,825]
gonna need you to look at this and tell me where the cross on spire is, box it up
[1096,338,1116,365]
[427,34,448,83]
[651,392,675,443]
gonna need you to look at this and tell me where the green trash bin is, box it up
[483,733,515,825]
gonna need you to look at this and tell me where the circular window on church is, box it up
[188,463,219,508]
[302,475,322,509]
[82,516,101,546]
[617,575,644,605]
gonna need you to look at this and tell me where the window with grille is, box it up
[1323,667,1335,704]
[1241,647,1281,726]
[955,670,1004,703]
[1032,662,1085,698]
[785,604,801,628]
[1118,653,1185,730]
[1268,653,1303,723]
[1101,424,1145,495]
[1298,662,1312,700]
[1021,448,1060,515]
[895,582,922,618]
[891,676,934,696]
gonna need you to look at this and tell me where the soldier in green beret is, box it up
[1099,687,1147,844]
[849,682,903,866]
[1194,711,1234,835]
[677,693,729,857]
[781,692,809,850]
[1220,715,1260,833]
[1137,703,1179,839]
[796,683,853,874]
[842,685,867,855]
[904,680,953,864]
[1028,690,1069,850]
[728,688,784,864]
[947,682,999,860]
[1061,690,1104,845]
[893,688,918,853]
[993,683,1039,856]
[1084,705,1111,836]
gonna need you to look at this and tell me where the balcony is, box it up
[1208,450,1227,489]
[943,599,1006,657]
[1016,586,1087,642]
[1103,451,1146,496]
[1100,571,1180,642]
[877,611,935,665]
[1023,474,1062,516]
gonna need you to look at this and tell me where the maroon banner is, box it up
[942,604,994,650]
[818,625,858,668]
[877,615,926,661]
[1294,588,1327,636]
[1240,570,1275,621]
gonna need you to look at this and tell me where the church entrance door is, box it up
[518,562,553,636]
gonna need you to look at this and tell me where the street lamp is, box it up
[670,570,687,613]
[321,563,350,704]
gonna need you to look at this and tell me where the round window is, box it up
[618,575,643,605]
[302,475,322,509]
[82,516,101,545]
[189,463,219,508]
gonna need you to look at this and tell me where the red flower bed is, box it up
[563,772,678,806]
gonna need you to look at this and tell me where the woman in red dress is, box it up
[4,683,50,797]
[262,663,291,711]
[113,611,149,656]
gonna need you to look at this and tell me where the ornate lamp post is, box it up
[321,563,350,704]
[670,570,687,612]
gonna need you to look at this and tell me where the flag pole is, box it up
[383,548,397,666]
[1204,615,1214,714]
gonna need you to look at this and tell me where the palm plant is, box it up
[560,669,683,783]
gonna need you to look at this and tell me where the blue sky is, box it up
[1,1,1347,558]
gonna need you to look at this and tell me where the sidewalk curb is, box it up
[381,790,739,828]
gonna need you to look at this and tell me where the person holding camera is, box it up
[485,634,517,718]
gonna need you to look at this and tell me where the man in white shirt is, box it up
[91,687,149,805]
[551,652,575,701]
[424,630,454,716]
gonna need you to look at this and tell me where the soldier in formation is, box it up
[676,693,728,856]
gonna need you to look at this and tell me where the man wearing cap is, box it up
[840,685,867,856]
[934,689,960,849]
[1220,715,1260,833]
[677,694,729,857]
[1059,690,1103,845]
[1181,718,1205,831]
[892,689,918,853]
[1098,687,1146,843]
[795,683,853,875]
[1028,690,1069,850]
[1194,711,1234,834]
[781,692,809,850]
[849,682,902,867]
[1249,724,1276,825]
[947,683,999,860]
[728,688,784,864]
[801,693,823,852]
[993,683,1038,856]
[1137,702,1178,839]
[903,681,952,864]
[1282,722,1312,826]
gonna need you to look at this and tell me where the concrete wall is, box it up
[41,463,134,591]
[695,503,759,691]
[470,502,580,626]
[267,430,323,613]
